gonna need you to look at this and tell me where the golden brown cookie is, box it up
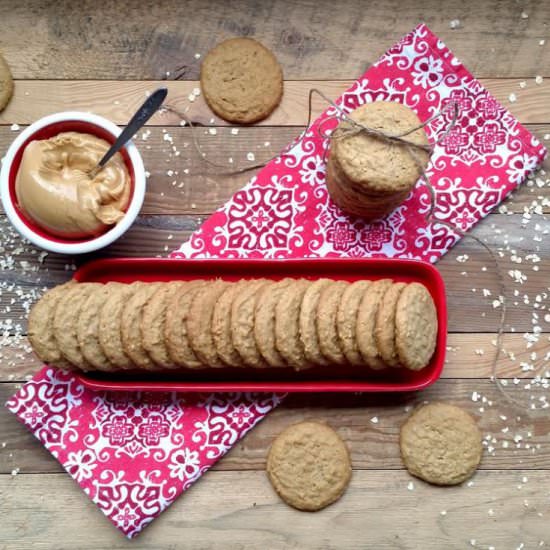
[120,282,162,370]
[0,53,14,113]
[231,279,270,368]
[27,281,75,368]
[299,278,332,366]
[211,281,247,368]
[141,281,183,369]
[400,403,483,486]
[200,37,283,124]
[267,421,352,511]
[77,282,122,372]
[254,279,293,368]
[326,154,409,220]
[356,279,392,370]
[395,282,438,371]
[332,101,430,195]
[187,280,228,367]
[317,280,349,365]
[275,279,313,371]
[165,281,206,369]
[374,282,406,367]
[53,283,100,371]
[99,282,140,370]
[336,280,371,366]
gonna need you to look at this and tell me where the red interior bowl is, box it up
[8,120,135,244]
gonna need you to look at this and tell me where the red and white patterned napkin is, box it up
[6,24,546,539]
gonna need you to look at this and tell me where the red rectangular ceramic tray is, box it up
[74,258,447,393]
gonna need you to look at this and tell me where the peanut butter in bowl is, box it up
[15,131,131,239]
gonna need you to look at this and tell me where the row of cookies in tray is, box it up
[28,277,438,372]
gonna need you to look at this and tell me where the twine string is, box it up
[164,90,540,412]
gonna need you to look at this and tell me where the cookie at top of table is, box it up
[0,53,14,113]
[400,402,483,486]
[267,421,352,511]
[200,37,283,124]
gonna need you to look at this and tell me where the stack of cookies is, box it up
[28,277,438,373]
[326,101,430,220]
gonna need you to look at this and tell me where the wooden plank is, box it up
[1,79,550,126]
[2,0,550,80]
[2,379,549,474]
[2,126,548,217]
[1,470,548,549]
[0,212,548,333]
[1,333,548,383]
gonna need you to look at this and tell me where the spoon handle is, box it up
[95,87,168,173]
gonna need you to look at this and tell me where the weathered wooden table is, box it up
[1,1,549,548]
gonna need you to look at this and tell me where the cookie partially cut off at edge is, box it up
[395,282,438,371]
[0,54,14,112]
[200,37,283,124]
[267,421,352,511]
[400,402,483,486]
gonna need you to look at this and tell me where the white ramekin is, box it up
[0,111,146,254]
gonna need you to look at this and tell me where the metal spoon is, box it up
[88,87,168,179]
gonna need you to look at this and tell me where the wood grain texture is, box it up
[2,333,548,382]
[1,2,549,547]
[1,0,550,80]
[1,125,548,217]
[0,211,548,332]
[2,379,549,474]
[1,79,550,126]
[1,471,549,549]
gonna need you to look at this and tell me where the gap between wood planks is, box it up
[1,470,548,550]
[0,333,548,383]
[0,79,549,126]
[1,378,550,475]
